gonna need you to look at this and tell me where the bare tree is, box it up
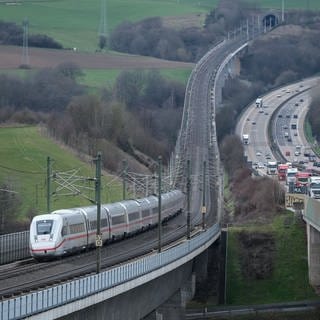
[0,182,21,234]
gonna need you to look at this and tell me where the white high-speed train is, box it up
[29,190,185,260]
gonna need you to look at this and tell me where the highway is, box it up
[236,77,319,174]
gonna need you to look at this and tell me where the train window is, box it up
[152,207,158,215]
[129,211,139,221]
[37,220,53,235]
[142,209,150,217]
[89,219,108,230]
[69,223,85,234]
[61,226,68,236]
[101,218,108,227]
[90,220,97,230]
[112,215,125,225]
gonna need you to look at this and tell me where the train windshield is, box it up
[36,220,53,235]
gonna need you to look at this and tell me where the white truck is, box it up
[309,176,320,199]
[286,167,298,192]
[267,161,277,175]
[242,134,249,145]
[256,98,263,108]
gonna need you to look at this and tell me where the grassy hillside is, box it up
[0,126,123,220]
[226,212,317,305]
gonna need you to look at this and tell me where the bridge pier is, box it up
[307,223,320,286]
[194,249,209,283]
[144,271,196,320]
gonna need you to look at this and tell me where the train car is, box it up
[121,199,142,235]
[30,208,88,259]
[104,202,128,240]
[137,197,155,228]
[81,205,111,246]
[29,190,185,260]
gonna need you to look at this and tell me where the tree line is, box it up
[109,0,248,62]
[0,20,62,49]
[216,23,320,140]
[0,65,184,170]
[220,135,285,222]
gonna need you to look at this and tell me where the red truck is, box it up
[277,164,289,181]
[294,171,311,193]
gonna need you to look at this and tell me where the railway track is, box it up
[0,209,208,299]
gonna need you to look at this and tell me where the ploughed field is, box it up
[0,45,194,70]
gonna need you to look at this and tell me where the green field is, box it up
[226,213,317,305]
[1,0,319,52]
[79,68,191,89]
[0,126,123,220]
[0,0,216,51]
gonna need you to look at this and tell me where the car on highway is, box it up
[309,155,317,162]
[278,114,283,118]
[252,121,256,125]
[256,151,262,157]
[257,162,265,169]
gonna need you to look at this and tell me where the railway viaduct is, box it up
[1,35,252,320]
[2,15,310,320]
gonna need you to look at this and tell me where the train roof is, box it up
[31,213,62,222]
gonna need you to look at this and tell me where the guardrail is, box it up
[0,223,220,320]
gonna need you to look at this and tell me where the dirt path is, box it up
[0,45,194,70]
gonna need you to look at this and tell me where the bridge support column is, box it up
[145,273,196,320]
[307,223,320,286]
[194,249,209,283]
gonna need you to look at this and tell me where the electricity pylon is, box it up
[98,0,108,50]
[21,18,29,67]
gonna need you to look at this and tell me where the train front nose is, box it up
[31,234,57,257]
